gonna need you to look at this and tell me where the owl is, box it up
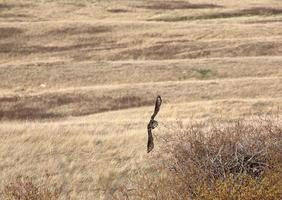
[147,95,162,153]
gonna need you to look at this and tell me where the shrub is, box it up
[196,168,282,200]
[114,117,282,199]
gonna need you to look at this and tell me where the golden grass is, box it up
[113,117,282,199]
[1,0,282,199]
[3,175,62,200]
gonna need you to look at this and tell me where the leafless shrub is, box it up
[161,118,282,193]
[114,117,282,199]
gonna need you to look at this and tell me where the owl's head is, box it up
[149,119,158,129]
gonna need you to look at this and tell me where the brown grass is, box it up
[137,1,222,10]
[1,0,282,199]
[113,117,282,199]
[2,175,62,200]
[196,170,282,200]
[0,94,152,120]
[0,27,23,39]
[107,9,129,13]
[2,76,282,121]
[0,107,61,120]
[152,7,282,22]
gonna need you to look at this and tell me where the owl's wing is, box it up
[151,95,162,120]
[147,125,154,153]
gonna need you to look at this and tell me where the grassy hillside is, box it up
[0,0,282,199]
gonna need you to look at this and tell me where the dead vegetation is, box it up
[137,1,222,10]
[2,175,62,200]
[45,25,111,36]
[1,58,282,90]
[1,0,282,199]
[0,106,61,121]
[0,27,24,39]
[0,94,152,120]
[113,40,282,60]
[107,9,129,13]
[152,7,282,22]
[2,2,282,62]
[1,75,282,121]
[113,118,282,199]
[0,3,29,11]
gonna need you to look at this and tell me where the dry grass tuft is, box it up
[114,117,282,199]
[2,175,62,200]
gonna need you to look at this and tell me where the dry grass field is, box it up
[0,0,282,199]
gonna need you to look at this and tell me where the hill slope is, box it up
[1,0,282,199]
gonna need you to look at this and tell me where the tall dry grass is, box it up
[1,174,62,200]
[113,117,282,199]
